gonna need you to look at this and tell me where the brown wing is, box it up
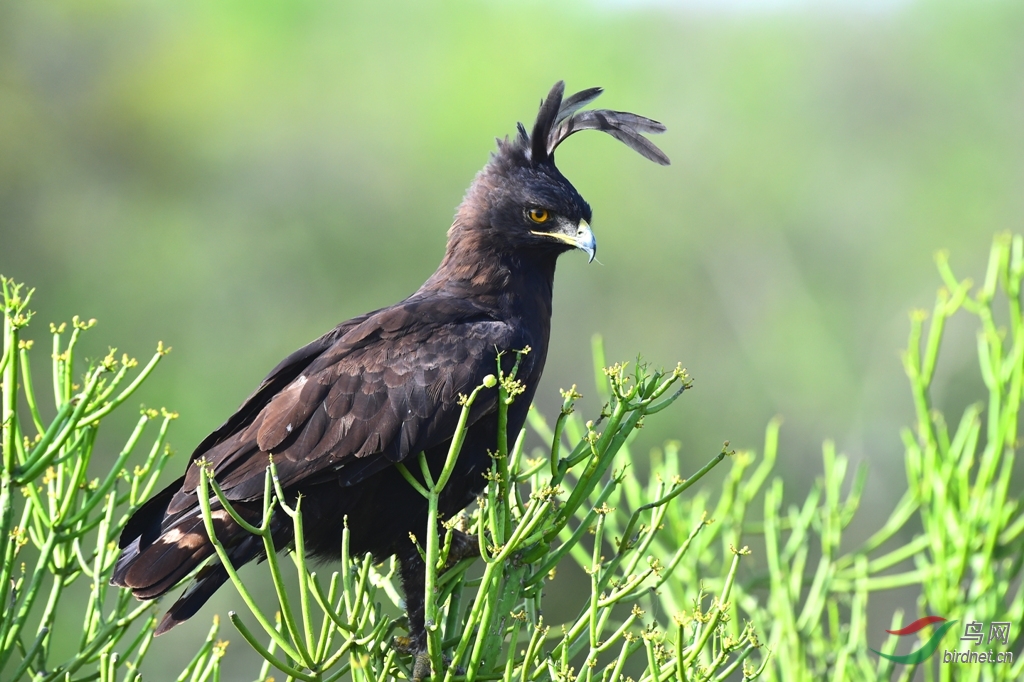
[167,295,512,514]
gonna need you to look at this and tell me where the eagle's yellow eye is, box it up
[528,208,549,224]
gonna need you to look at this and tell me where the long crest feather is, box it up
[528,81,670,166]
[556,87,604,121]
[530,81,566,162]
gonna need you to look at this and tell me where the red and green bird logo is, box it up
[872,616,958,664]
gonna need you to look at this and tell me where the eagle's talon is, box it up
[392,635,434,680]
[392,635,416,655]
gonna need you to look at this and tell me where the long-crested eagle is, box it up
[112,81,668,660]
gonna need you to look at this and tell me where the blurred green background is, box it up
[2,0,1022,677]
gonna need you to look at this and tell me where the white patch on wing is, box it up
[163,510,231,549]
[162,527,203,549]
[162,527,184,543]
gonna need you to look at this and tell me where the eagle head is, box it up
[449,81,669,266]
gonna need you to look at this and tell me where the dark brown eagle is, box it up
[112,81,668,653]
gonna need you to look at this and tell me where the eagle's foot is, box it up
[391,637,445,681]
[392,635,416,654]
[412,650,432,682]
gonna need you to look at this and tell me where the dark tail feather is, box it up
[154,530,264,635]
[155,563,230,635]
[116,512,218,598]
[112,477,184,587]
[112,480,268,634]
[116,477,183,551]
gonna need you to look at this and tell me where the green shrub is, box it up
[638,235,1024,681]
[191,349,750,682]
[2,233,1022,682]
[0,278,226,681]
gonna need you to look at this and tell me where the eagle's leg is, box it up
[393,528,479,680]
[394,545,431,680]
[444,528,479,568]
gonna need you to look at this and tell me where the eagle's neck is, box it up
[421,229,557,320]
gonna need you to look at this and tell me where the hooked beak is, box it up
[574,219,597,263]
[531,219,597,263]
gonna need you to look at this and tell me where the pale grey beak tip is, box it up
[576,220,596,264]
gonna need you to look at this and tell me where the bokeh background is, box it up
[2,0,1023,677]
